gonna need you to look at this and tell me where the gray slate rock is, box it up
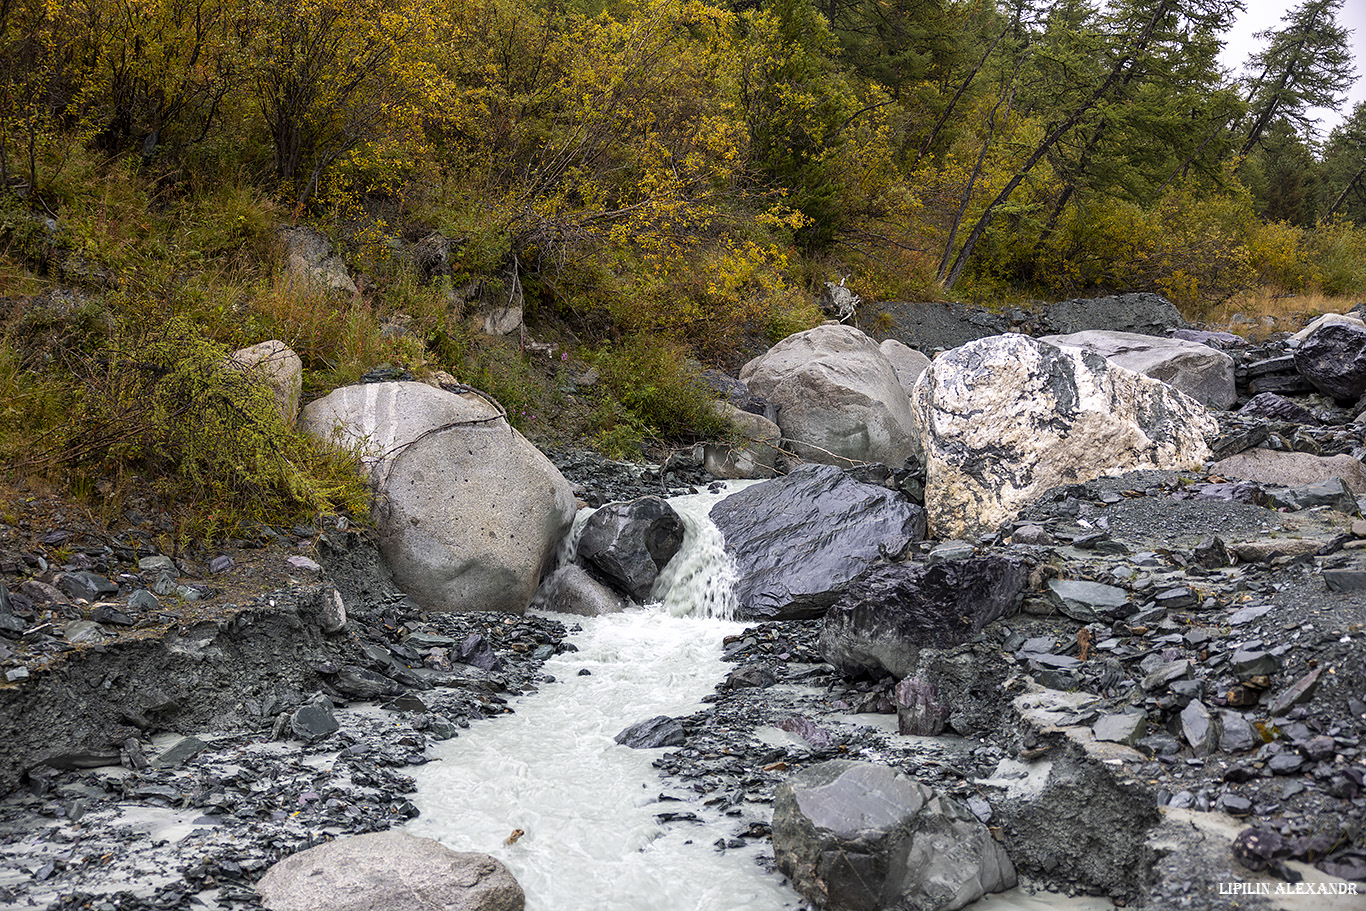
[773,760,1016,911]
[1180,700,1217,755]
[820,556,1026,680]
[576,496,684,601]
[255,830,523,911]
[1093,712,1147,746]
[1218,712,1259,753]
[1238,393,1319,425]
[1268,477,1358,513]
[710,464,927,620]
[1294,321,1366,401]
[534,565,627,616]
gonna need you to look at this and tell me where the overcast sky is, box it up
[1217,0,1366,141]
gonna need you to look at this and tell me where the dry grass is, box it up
[1201,287,1364,340]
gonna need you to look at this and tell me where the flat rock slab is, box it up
[256,830,524,911]
[1212,449,1366,496]
[1042,330,1236,409]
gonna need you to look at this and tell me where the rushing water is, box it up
[407,484,1115,911]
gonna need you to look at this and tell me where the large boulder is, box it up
[820,556,1026,680]
[1045,293,1188,336]
[1293,321,1366,402]
[576,496,685,601]
[231,340,303,425]
[740,325,919,467]
[1041,330,1236,409]
[1211,448,1366,496]
[709,464,927,620]
[255,830,523,911]
[910,335,1216,540]
[301,382,576,613]
[773,760,1016,911]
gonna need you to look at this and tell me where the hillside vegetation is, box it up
[1,0,1364,539]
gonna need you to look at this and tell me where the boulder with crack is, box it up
[910,334,1216,539]
[773,759,1016,911]
[301,381,576,613]
[740,324,920,466]
[709,464,927,620]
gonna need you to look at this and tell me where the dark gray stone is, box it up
[1294,321,1366,401]
[711,464,927,620]
[1046,579,1128,622]
[1269,477,1358,513]
[154,736,210,768]
[894,677,948,736]
[614,715,686,749]
[819,555,1025,679]
[1231,650,1279,678]
[1180,700,1217,755]
[290,703,339,742]
[0,586,24,637]
[1046,293,1188,336]
[577,496,685,601]
[55,571,118,602]
[1218,711,1259,753]
[127,589,160,612]
[772,760,1015,911]
[1323,569,1366,592]
[1238,393,1319,424]
[1266,667,1323,717]
[330,665,402,699]
[457,634,502,672]
[1093,712,1147,746]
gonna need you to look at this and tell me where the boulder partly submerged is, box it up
[709,464,927,620]
[301,381,576,613]
[911,334,1216,540]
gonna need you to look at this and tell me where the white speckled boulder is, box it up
[256,830,523,911]
[911,335,1216,539]
[741,324,919,467]
[301,382,576,613]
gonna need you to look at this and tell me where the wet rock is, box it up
[911,334,1215,539]
[726,665,777,689]
[576,496,685,601]
[255,830,524,911]
[534,565,627,616]
[290,702,340,742]
[1046,579,1128,622]
[457,634,502,672]
[331,665,403,699]
[740,324,922,466]
[1041,330,1236,409]
[615,715,686,749]
[772,760,1016,911]
[777,715,839,750]
[819,556,1026,679]
[1294,321,1366,402]
[710,464,927,620]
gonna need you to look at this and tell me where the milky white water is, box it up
[407,484,1115,911]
